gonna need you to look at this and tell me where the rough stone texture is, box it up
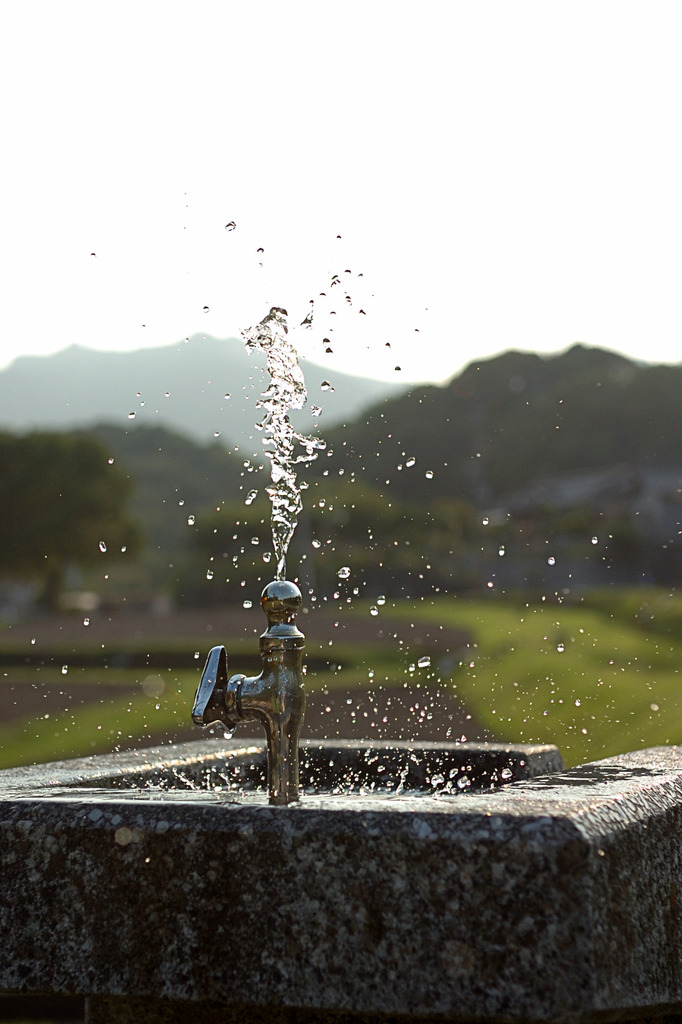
[2,741,682,1022]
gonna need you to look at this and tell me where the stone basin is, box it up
[0,737,560,797]
[2,739,682,1023]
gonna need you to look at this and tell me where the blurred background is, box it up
[2,337,681,772]
[1,0,682,776]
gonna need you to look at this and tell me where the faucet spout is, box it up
[192,580,306,805]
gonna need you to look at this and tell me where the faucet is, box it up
[191,580,306,805]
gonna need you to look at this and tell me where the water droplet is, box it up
[213,431,221,438]
[203,305,210,313]
[574,698,581,706]
[500,768,513,780]
[128,412,136,419]
[405,457,416,468]
[482,517,489,526]
[224,393,231,400]
[245,490,258,505]
[251,537,259,545]
[256,247,264,254]
[394,366,401,371]
[312,539,322,549]
[99,541,107,553]
[193,651,201,660]
[321,381,334,392]
[243,599,253,609]
[107,458,115,464]
[556,643,565,653]
[187,514,196,525]
[370,606,379,616]
[417,656,431,668]
[425,470,434,479]
[591,536,599,545]
[377,595,386,606]
[262,551,272,563]
[224,221,236,231]
[61,665,68,675]
[83,618,90,627]
[498,546,505,556]
[206,570,214,580]
[30,638,36,645]
[337,566,351,579]
[547,556,556,565]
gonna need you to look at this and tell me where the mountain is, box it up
[0,336,406,450]
[5,343,682,603]
[81,345,682,601]
[315,344,682,504]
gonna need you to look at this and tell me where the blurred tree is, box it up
[189,476,482,604]
[0,431,141,609]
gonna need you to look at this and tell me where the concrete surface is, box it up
[1,740,682,1022]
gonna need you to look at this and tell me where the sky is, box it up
[1,1,681,384]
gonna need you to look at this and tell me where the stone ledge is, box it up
[1,742,682,1022]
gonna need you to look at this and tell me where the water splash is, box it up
[242,306,325,578]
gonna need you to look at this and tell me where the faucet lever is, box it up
[192,646,239,728]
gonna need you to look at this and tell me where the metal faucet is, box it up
[191,580,306,805]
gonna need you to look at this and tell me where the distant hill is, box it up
[5,343,682,604]
[317,345,682,503]
[0,336,406,450]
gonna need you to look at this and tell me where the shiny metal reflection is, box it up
[192,580,305,805]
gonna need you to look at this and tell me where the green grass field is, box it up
[379,587,682,765]
[0,668,198,769]
[1,587,681,769]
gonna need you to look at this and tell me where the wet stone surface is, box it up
[2,742,682,1022]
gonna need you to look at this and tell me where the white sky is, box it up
[1,1,681,384]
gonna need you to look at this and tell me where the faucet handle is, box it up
[192,646,239,728]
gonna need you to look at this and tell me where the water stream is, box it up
[242,306,325,578]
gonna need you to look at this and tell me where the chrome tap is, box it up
[192,580,305,805]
